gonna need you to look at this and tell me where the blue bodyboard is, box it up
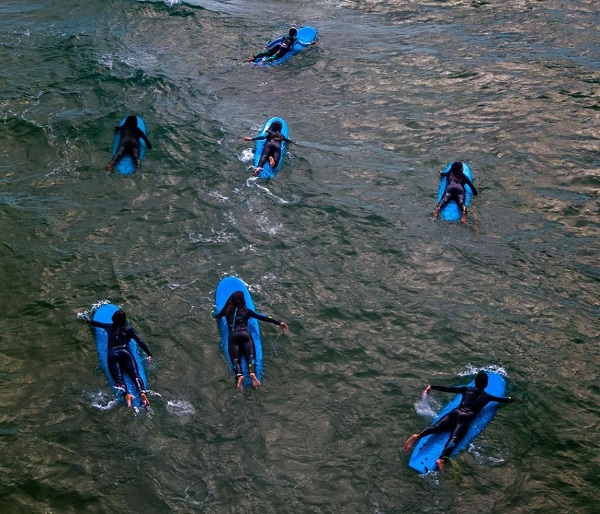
[214,276,263,386]
[110,115,147,175]
[252,26,317,66]
[91,303,149,409]
[408,372,507,474]
[253,116,289,179]
[437,162,474,221]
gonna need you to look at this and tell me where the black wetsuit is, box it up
[436,169,478,212]
[213,305,282,377]
[253,35,298,62]
[89,320,152,394]
[252,130,292,169]
[113,125,152,166]
[419,385,512,461]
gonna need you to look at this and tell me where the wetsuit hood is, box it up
[124,115,138,129]
[111,309,127,327]
[450,161,463,174]
[270,121,283,132]
[289,27,298,37]
[475,371,489,390]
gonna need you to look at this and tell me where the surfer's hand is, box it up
[424,385,432,395]
[279,322,289,332]
[147,356,153,362]
[78,312,90,322]
[243,137,252,141]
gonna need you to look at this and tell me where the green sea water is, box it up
[1,0,599,512]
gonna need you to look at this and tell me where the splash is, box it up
[414,390,441,419]
[167,399,195,416]
[459,363,508,378]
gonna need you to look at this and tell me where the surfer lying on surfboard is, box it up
[404,371,516,473]
[85,309,153,409]
[243,120,292,176]
[213,291,288,390]
[246,26,316,64]
[107,115,153,176]
[433,161,478,223]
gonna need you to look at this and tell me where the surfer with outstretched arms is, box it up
[433,161,478,223]
[404,371,516,472]
[243,120,292,175]
[246,26,316,64]
[84,309,152,409]
[106,115,153,176]
[213,291,288,390]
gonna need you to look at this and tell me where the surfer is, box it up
[243,120,292,175]
[212,291,288,390]
[432,161,478,223]
[246,26,316,64]
[404,371,516,473]
[106,115,153,176]
[85,309,153,409]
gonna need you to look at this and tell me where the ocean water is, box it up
[0,0,598,512]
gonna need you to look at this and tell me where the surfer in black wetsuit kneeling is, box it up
[433,161,478,223]
[212,291,288,390]
[404,371,516,473]
[87,309,153,409]
[246,26,316,64]
[106,115,153,176]
[243,120,292,175]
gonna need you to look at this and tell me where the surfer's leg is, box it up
[130,145,141,175]
[457,192,468,222]
[242,336,261,388]
[268,143,281,169]
[228,333,245,389]
[433,191,452,216]
[107,350,127,393]
[436,414,472,471]
[405,412,457,451]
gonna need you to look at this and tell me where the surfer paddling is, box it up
[404,371,516,473]
[243,120,291,175]
[433,161,478,223]
[107,115,153,176]
[213,291,288,390]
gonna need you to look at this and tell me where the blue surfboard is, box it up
[213,276,263,387]
[90,303,149,409]
[251,26,317,66]
[408,372,507,474]
[436,162,475,221]
[110,115,147,175]
[253,116,289,179]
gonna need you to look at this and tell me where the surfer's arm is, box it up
[247,309,288,331]
[88,320,111,331]
[487,394,514,404]
[282,136,292,143]
[129,327,152,358]
[212,306,226,319]
[251,134,268,141]
[139,131,153,150]
[430,385,468,394]
[464,177,478,196]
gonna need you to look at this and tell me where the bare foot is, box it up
[253,167,262,176]
[140,392,150,409]
[436,458,446,473]
[250,373,261,389]
[432,207,440,219]
[461,211,467,223]
[236,375,244,390]
[125,394,134,409]
[268,156,276,168]
[404,434,419,452]
[106,162,115,172]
